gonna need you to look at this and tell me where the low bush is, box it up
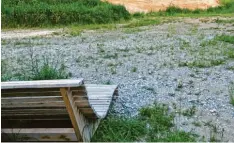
[1,0,130,28]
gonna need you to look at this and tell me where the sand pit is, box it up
[104,0,220,13]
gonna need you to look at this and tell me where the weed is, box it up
[215,19,234,24]
[190,25,198,35]
[182,106,196,117]
[31,58,69,80]
[192,121,202,127]
[142,86,156,94]
[176,80,183,90]
[131,67,137,72]
[226,65,234,71]
[168,24,176,37]
[1,60,12,81]
[229,83,234,106]
[110,67,117,74]
[103,53,118,59]
[216,34,234,44]
[179,59,225,68]
[200,40,218,47]
[123,28,142,34]
[1,39,8,45]
[104,80,111,85]
[124,18,160,28]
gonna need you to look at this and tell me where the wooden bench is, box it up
[1,79,118,142]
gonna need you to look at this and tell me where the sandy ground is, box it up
[103,0,220,13]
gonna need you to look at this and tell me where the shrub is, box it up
[2,0,130,28]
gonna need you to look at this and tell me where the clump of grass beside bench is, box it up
[92,103,196,142]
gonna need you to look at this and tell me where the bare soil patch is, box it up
[104,0,220,13]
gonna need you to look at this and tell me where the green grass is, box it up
[216,34,234,44]
[92,103,196,142]
[179,59,226,68]
[123,18,160,28]
[2,0,130,28]
[2,0,234,29]
[215,19,234,24]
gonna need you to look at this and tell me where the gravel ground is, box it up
[1,17,234,141]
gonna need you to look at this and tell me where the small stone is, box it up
[189,99,197,104]
[195,91,201,95]
[210,109,217,113]
[188,80,193,84]
[148,70,153,74]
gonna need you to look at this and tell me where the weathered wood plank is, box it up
[1,102,65,108]
[2,128,77,141]
[60,87,83,141]
[1,96,62,103]
[1,92,61,97]
[1,79,84,89]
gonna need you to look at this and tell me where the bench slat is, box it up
[1,79,84,89]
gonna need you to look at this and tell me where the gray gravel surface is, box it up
[2,17,234,141]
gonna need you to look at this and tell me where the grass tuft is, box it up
[229,83,234,106]
[216,34,234,44]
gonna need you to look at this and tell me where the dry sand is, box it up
[104,0,220,13]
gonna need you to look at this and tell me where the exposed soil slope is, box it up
[104,0,220,13]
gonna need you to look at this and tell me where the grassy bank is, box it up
[2,0,234,29]
[1,0,130,28]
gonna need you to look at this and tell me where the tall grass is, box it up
[1,57,70,81]
[1,0,130,28]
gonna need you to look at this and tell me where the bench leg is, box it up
[60,87,100,142]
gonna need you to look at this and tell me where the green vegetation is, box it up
[215,19,234,24]
[179,59,225,68]
[216,35,234,44]
[182,106,196,117]
[2,0,130,28]
[229,83,234,106]
[1,57,69,81]
[147,0,234,17]
[92,103,196,142]
[2,0,234,29]
[123,18,160,28]
[31,61,69,80]
[178,35,234,68]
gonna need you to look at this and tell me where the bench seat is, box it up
[1,79,118,142]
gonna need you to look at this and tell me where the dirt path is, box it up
[1,29,60,39]
[104,0,220,13]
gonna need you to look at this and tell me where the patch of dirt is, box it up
[104,0,220,13]
[1,29,60,39]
